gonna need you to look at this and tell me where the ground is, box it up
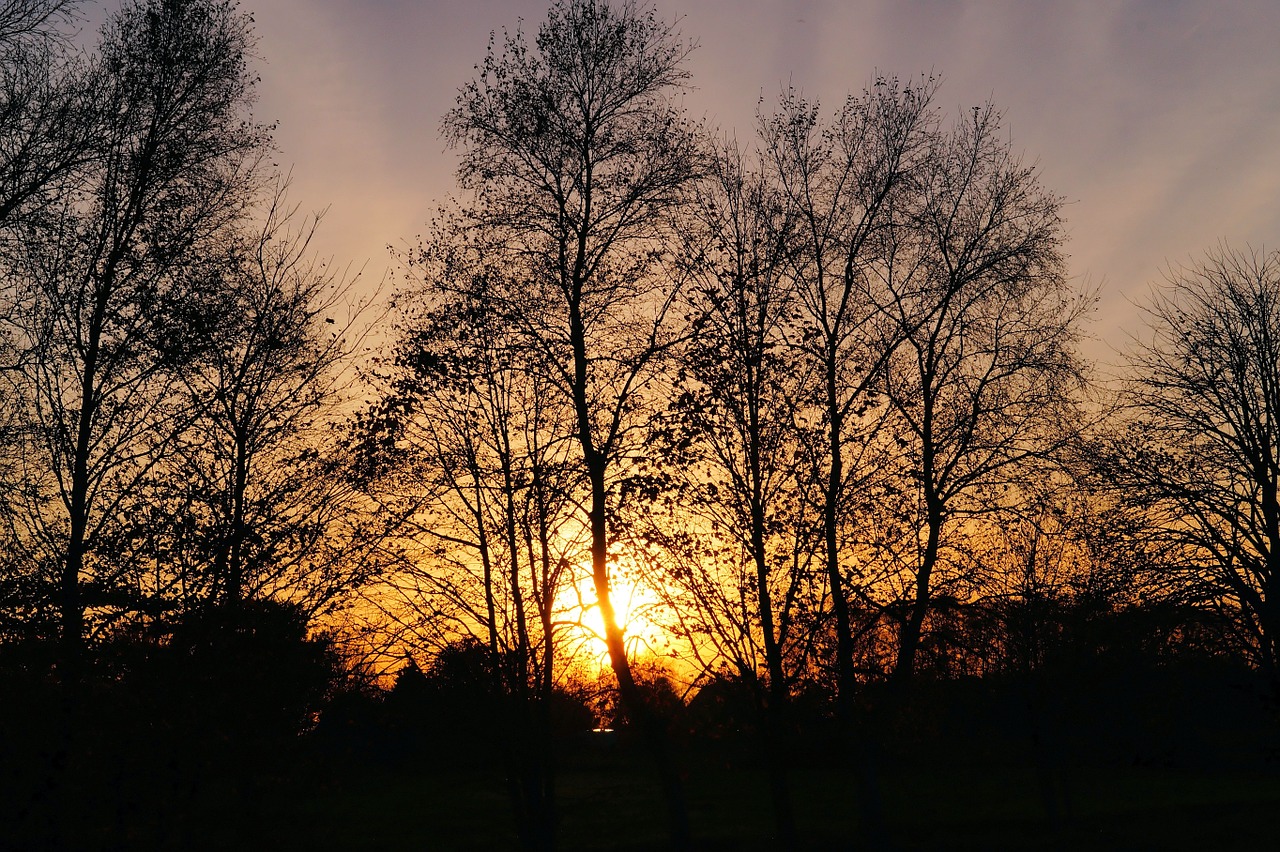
[258,747,1280,850]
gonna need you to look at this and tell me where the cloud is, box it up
[241,0,1280,359]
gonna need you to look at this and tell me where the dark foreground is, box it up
[271,758,1280,851]
[4,629,1279,850]
[6,730,1280,850]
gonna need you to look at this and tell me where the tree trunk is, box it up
[748,402,796,845]
[61,301,104,681]
[895,496,942,685]
[225,429,249,608]
[586,460,691,850]
[821,356,890,850]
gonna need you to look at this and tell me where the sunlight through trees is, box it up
[2,1,1279,849]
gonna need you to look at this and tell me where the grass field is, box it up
[250,747,1280,850]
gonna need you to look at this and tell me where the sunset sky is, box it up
[241,0,1280,362]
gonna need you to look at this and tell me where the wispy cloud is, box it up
[248,0,1280,360]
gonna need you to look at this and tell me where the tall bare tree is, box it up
[440,1,702,844]
[0,0,91,569]
[759,75,938,715]
[876,102,1086,684]
[4,0,269,672]
[357,219,586,851]
[645,137,820,843]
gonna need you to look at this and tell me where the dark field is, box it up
[147,753,1280,850]
[8,716,1279,851]
[262,752,1280,844]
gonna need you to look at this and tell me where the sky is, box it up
[236,0,1280,363]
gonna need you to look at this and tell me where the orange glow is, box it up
[556,566,665,667]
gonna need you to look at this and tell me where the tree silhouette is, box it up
[759,75,939,717]
[646,136,819,843]
[1109,245,1280,685]
[359,226,586,851]
[122,184,377,618]
[2,0,270,674]
[0,0,89,226]
[876,101,1087,685]
[440,1,703,845]
[0,0,92,597]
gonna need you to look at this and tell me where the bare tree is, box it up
[4,0,269,672]
[440,1,702,844]
[0,1,89,222]
[643,137,821,844]
[357,220,586,851]
[758,77,938,716]
[1110,245,1280,683]
[876,102,1087,685]
[117,184,376,620]
[0,0,91,564]
[0,0,73,45]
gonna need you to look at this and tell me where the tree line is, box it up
[0,4,380,842]
[3,0,1279,849]
[0,0,378,661]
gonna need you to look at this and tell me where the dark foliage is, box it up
[0,599,346,849]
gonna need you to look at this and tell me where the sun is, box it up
[556,568,663,667]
